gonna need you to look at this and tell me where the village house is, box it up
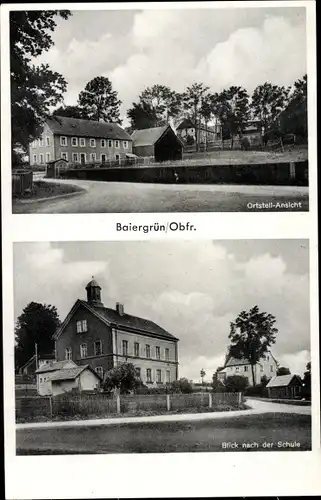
[266,374,303,399]
[35,360,101,396]
[131,125,183,162]
[29,116,133,166]
[175,118,221,145]
[217,351,278,386]
[53,278,179,387]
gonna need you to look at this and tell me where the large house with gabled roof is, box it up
[217,351,278,386]
[53,278,179,386]
[29,116,133,166]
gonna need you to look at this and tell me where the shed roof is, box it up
[131,126,169,147]
[176,118,195,130]
[266,374,302,388]
[46,116,132,141]
[48,365,100,382]
[35,360,76,374]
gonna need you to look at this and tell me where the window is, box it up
[115,140,119,148]
[76,320,87,333]
[108,140,113,148]
[40,377,43,382]
[123,140,128,149]
[115,154,120,161]
[146,345,151,358]
[156,346,160,360]
[146,368,152,383]
[261,365,264,372]
[135,367,141,378]
[134,342,140,357]
[33,154,37,164]
[39,138,45,147]
[60,136,67,146]
[90,152,96,162]
[244,366,248,372]
[79,138,86,147]
[46,137,50,146]
[39,153,44,164]
[95,366,104,379]
[266,356,270,361]
[165,348,169,361]
[270,365,274,372]
[79,153,86,163]
[46,152,51,163]
[101,154,106,163]
[80,343,87,359]
[65,347,72,360]
[61,152,68,161]
[235,366,239,372]
[71,137,78,147]
[89,138,96,147]
[122,340,128,356]
[101,139,106,148]
[166,370,171,383]
[94,340,102,356]
[156,369,162,383]
[72,153,79,162]
[31,141,36,149]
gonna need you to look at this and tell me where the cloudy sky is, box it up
[13,240,310,380]
[35,6,307,124]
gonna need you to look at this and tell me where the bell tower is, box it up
[85,277,103,307]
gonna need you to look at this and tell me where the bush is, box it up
[185,134,195,145]
[170,378,193,394]
[224,375,249,393]
[240,137,251,151]
[245,383,269,398]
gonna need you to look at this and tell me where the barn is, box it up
[266,374,303,399]
[131,125,183,162]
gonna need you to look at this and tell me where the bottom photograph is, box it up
[13,239,311,454]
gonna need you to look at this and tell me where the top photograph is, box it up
[10,5,310,214]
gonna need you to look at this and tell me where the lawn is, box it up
[12,180,83,202]
[16,412,311,455]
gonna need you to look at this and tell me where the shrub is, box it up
[170,378,193,394]
[240,137,251,151]
[224,375,249,393]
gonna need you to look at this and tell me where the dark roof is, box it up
[131,126,169,147]
[86,278,101,289]
[266,374,302,388]
[47,158,68,165]
[87,302,178,341]
[176,118,195,130]
[224,357,255,367]
[46,116,132,141]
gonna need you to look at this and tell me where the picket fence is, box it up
[16,392,243,420]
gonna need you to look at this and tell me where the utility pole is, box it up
[35,343,38,370]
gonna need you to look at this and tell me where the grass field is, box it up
[13,180,83,202]
[16,412,311,455]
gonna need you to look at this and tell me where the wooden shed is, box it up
[46,158,69,178]
[266,374,303,399]
[131,125,183,162]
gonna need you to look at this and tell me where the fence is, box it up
[16,392,243,421]
[12,170,33,196]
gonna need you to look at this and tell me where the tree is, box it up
[103,362,140,394]
[302,361,311,399]
[10,10,71,161]
[139,84,182,125]
[212,368,225,393]
[170,377,193,394]
[182,82,210,151]
[200,368,206,388]
[225,375,249,393]
[78,76,122,123]
[127,101,159,130]
[276,75,308,141]
[277,366,291,376]
[251,82,290,137]
[228,305,278,387]
[211,87,250,148]
[15,302,61,370]
[52,105,86,119]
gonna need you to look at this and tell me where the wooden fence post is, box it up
[238,392,242,405]
[116,394,121,414]
[208,392,212,409]
[49,396,53,419]
[166,394,171,412]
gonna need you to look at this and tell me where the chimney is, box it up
[116,302,124,316]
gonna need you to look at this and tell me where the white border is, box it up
[2,1,320,499]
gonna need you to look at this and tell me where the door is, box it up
[80,153,86,164]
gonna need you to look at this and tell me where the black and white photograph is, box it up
[10,6,309,214]
[14,240,311,455]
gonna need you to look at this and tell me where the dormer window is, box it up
[76,320,87,333]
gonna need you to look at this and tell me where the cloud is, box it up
[13,241,310,380]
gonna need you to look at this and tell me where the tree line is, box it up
[11,10,307,163]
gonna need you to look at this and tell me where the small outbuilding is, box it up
[46,158,69,178]
[266,374,303,399]
[132,125,183,162]
[35,360,102,396]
